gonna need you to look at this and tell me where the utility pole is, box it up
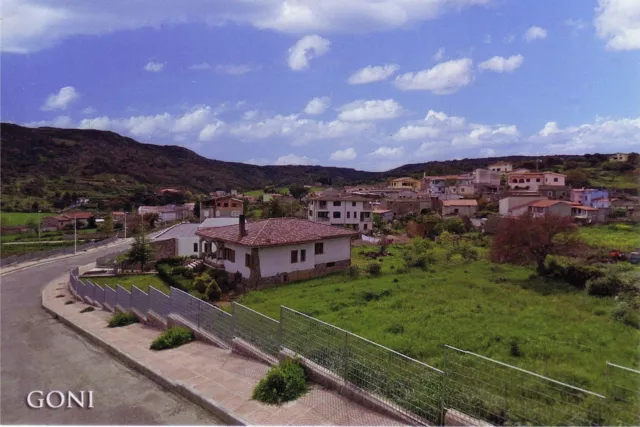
[38,210,41,243]
[124,212,127,239]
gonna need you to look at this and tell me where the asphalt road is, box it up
[0,240,222,425]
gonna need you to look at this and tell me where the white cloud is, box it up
[524,26,547,42]
[243,110,259,120]
[504,34,515,43]
[369,146,405,158]
[432,47,445,61]
[394,58,473,94]
[478,54,524,73]
[246,157,270,165]
[172,106,214,133]
[199,121,226,141]
[275,153,315,165]
[188,62,212,70]
[287,35,330,71]
[393,125,440,141]
[78,116,112,131]
[338,99,403,122]
[82,106,96,115]
[144,61,165,72]
[595,0,640,50]
[329,148,357,161]
[41,86,79,111]
[565,18,587,34]
[347,64,399,84]
[304,97,330,115]
[214,64,254,75]
[2,0,492,54]
[539,121,560,137]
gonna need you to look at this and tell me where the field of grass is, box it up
[89,274,170,294]
[579,223,639,252]
[0,241,75,258]
[236,243,639,399]
[0,211,56,226]
[1,228,98,243]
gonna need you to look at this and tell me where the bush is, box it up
[182,269,195,279]
[366,262,382,276]
[108,312,139,328]
[194,273,212,294]
[80,307,94,313]
[347,265,360,278]
[173,266,188,275]
[150,326,194,350]
[545,259,604,289]
[404,253,436,270]
[206,281,222,302]
[435,217,467,235]
[612,302,640,329]
[252,358,308,405]
[586,275,624,297]
[157,263,188,291]
[156,257,184,266]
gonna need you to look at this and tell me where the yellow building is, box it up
[389,177,421,190]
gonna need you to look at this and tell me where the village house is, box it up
[571,189,611,208]
[388,177,421,190]
[488,161,513,173]
[373,208,394,223]
[571,206,605,224]
[472,168,501,187]
[528,200,573,218]
[112,212,127,224]
[506,172,566,192]
[609,153,629,162]
[307,195,373,232]
[138,204,192,223]
[196,217,358,288]
[199,196,245,221]
[499,196,549,217]
[441,199,478,217]
[42,212,94,230]
[422,175,474,197]
[382,199,435,218]
[150,218,241,259]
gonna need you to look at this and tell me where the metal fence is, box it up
[66,269,636,427]
[443,345,607,426]
[149,287,170,320]
[92,281,105,306]
[233,302,281,357]
[0,237,119,268]
[131,286,149,317]
[606,362,640,426]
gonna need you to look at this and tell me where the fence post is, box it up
[278,305,284,350]
[197,299,201,329]
[231,302,236,338]
[342,331,349,379]
[441,345,448,424]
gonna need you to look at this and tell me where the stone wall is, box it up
[150,238,177,259]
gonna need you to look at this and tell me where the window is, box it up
[224,202,229,207]
[217,202,221,207]
[291,250,298,263]
[231,203,237,208]
[354,212,357,218]
[194,243,198,252]
[245,253,251,267]
[536,178,541,182]
[512,179,518,183]
[300,249,306,262]
[223,248,235,262]
[308,210,312,216]
[347,211,350,218]
[454,208,459,214]
[352,202,356,207]
[364,224,368,230]
[333,201,341,206]
[333,212,341,218]
[326,262,336,267]
[554,178,558,182]
[315,242,324,255]
[526,179,530,183]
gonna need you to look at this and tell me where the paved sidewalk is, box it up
[43,278,405,426]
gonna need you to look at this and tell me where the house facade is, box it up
[138,205,192,223]
[571,189,610,208]
[472,168,501,187]
[506,172,566,191]
[488,162,513,173]
[609,153,629,162]
[199,196,245,221]
[307,195,373,232]
[423,175,473,197]
[528,200,573,218]
[499,196,548,217]
[571,206,605,223]
[196,217,358,288]
[373,209,394,223]
[538,185,571,200]
[389,177,421,190]
[382,199,435,219]
[441,199,478,217]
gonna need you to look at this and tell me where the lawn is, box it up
[0,211,57,226]
[89,274,170,294]
[579,223,640,252]
[236,243,639,400]
[0,241,75,258]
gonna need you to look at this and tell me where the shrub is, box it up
[612,302,640,329]
[545,259,604,289]
[80,307,94,313]
[108,312,139,328]
[157,263,188,291]
[347,265,360,278]
[194,273,212,294]
[64,300,75,305]
[173,266,188,275]
[252,358,308,405]
[156,257,184,266]
[182,269,195,279]
[150,326,194,350]
[405,253,436,270]
[366,262,382,276]
[586,275,623,297]
[206,281,222,302]
[435,217,467,235]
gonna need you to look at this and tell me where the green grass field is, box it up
[236,243,639,399]
[89,274,170,294]
[0,212,56,226]
[579,223,640,252]
[0,241,75,258]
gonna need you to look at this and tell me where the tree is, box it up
[566,169,589,188]
[26,218,38,234]
[289,185,309,200]
[373,213,385,233]
[490,214,578,275]
[435,217,466,235]
[127,232,153,271]
[193,202,200,219]
[143,212,160,228]
[266,198,284,218]
[101,214,114,237]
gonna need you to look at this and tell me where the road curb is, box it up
[41,274,249,426]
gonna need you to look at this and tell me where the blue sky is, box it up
[3,0,640,171]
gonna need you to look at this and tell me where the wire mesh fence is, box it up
[281,306,443,425]
[170,287,200,326]
[116,285,131,311]
[104,285,117,310]
[232,302,280,357]
[606,362,640,426]
[131,286,149,317]
[199,300,234,346]
[443,345,607,426]
[149,287,170,320]
[0,237,119,268]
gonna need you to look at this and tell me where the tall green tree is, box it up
[101,214,115,236]
[127,232,153,271]
[266,198,285,218]
[289,184,309,200]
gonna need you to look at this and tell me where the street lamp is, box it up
[38,210,42,243]
[124,212,128,239]
[74,214,77,254]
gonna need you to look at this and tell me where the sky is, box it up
[3,0,640,172]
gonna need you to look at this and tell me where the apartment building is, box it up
[307,195,373,232]
[487,161,513,173]
[506,172,566,192]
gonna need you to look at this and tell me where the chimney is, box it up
[239,214,247,237]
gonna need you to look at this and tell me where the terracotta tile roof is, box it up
[442,199,478,207]
[312,194,374,202]
[197,218,359,248]
[574,206,599,211]
[66,211,94,219]
[528,200,571,208]
[373,209,391,214]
